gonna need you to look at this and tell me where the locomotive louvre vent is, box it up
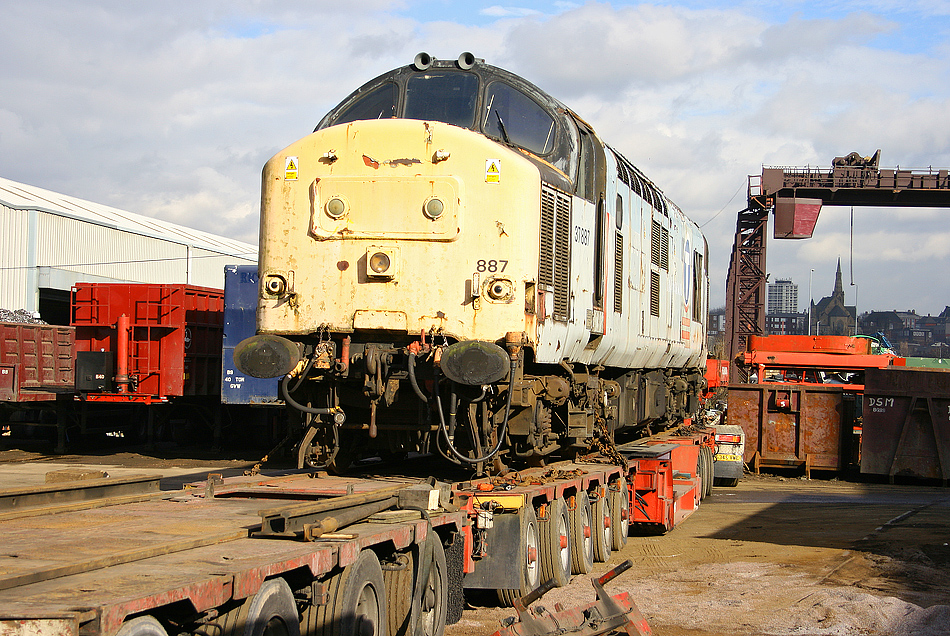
[552,188,571,320]
[540,187,556,287]
[539,183,571,321]
[651,220,662,268]
[650,270,661,317]
[613,232,624,313]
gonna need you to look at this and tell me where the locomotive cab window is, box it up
[333,82,397,126]
[404,72,479,128]
[483,81,556,155]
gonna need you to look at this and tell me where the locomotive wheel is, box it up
[609,477,629,551]
[307,551,387,636]
[115,617,168,636]
[591,493,612,562]
[411,534,448,636]
[538,498,571,587]
[569,491,594,575]
[496,504,541,607]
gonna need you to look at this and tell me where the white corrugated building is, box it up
[1,177,258,323]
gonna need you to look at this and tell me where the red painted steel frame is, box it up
[72,284,224,399]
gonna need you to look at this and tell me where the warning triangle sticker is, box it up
[287,159,297,171]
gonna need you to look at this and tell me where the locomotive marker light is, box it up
[423,196,445,219]
[264,274,287,296]
[486,278,514,302]
[325,196,347,219]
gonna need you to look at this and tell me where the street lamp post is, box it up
[808,269,814,336]
[852,283,858,336]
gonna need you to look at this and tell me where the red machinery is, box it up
[71,283,224,404]
[729,335,904,477]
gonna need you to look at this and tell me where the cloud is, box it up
[480,6,543,18]
[1,1,949,314]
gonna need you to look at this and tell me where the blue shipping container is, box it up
[221,265,282,405]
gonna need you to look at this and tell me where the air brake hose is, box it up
[435,361,515,465]
[280,375,345,423]
[408,352,430,401]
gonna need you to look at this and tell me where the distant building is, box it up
[811,259,856,336]
[0,177,257,325]
[767,278,798,314]
[766,312,807,335]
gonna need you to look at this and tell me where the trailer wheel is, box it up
[239,578,301,636]
[382,551,413,636]
[568,491,594,575]
[412,534,447,636]
[609,478,629,551]
[591,492,612,562]
[703,446,714,498]
[538,498,571,587]
[309,550,387,636]
[115,617,168,636]
[496,504,541,607]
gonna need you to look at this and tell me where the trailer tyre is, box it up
[703,446,714,498]
[382,551,413,636]
[412,534,448,636]
[240,578,300,636]
[609,477,629,551]
[569,491,594,575]
[496,504,541,607]
[310,550,387,636]
[115,617,168,636]
[591,493,611,562]
[538,498,571,587]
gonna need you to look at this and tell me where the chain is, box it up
[592,417,627,467]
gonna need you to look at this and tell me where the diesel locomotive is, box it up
[235,52,709,472]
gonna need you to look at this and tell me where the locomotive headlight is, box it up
[366,247,398,279]
[325,196,347,219]
[423,197,445,220]
[486,278,514,301]
[370,252,390,273]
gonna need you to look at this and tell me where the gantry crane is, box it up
[724,151,950,381]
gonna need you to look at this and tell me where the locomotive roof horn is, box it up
[413,52,433,71]
[456,52,476,69]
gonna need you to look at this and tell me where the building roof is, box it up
[0,177,257,259]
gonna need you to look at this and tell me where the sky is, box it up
[2,1,950,316]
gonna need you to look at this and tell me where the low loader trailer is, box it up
[0,428,713,636]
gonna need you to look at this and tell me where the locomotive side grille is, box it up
[540,183,572,321]
[553,189,571,320]
[651,220,661,268]
[613,232,623,313]
[540,187,556,287]
[650,270,660,317]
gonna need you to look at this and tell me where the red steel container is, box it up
[0,322,75,402]
[728,383,859,476]
[71,284,224,399]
